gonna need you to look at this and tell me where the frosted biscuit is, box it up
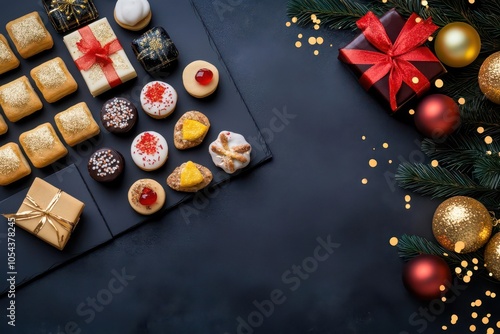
[209,131,252,174]
[128,178,165,215]
[30,57,78,103]
[0,113,7,135]
[19,123,68,168]
[54,102,100,147]
[6,12,53,59]
[0,34,19,74]
[88,148,124,183]
[140,81,177,119]
[100,97,137,134]
[0,76,43,122]
[0,142,31,186]
[182,60,219,98]
[114,0,152,31]
[166,161,212,193]
[173,111,210,150]
[131,131,168,171]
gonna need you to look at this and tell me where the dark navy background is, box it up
[1,0,498,333]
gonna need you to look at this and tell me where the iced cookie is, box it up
[114,0,152,31]
[54,102,100,147]
[6,12,53,59]
[0,142,31,186]
[173,111,210,150]
[131,131,168,171]
[100,97,138,134]
[30,57,78,103]
[167,161,212,193]
[0,76,43,123]
[182,60,219,98]
[88,148,124,183]
[209,131,252,174]
[128,178,165,215]
[140,81,177,119]
[0,114,7,135]
[19,123,68,168]
[0,34,19,74]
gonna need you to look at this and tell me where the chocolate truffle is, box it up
[88,148,124,183]
[100,97,138,134]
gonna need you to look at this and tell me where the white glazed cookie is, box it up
[140,81,177,119]
[209,131,252,174]
[131,131,168,171]
[114,0,152,31]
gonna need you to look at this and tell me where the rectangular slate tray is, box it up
[0,0,271,293]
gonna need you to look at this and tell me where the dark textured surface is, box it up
[1,1,499,334]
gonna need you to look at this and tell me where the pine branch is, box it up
[473,155,500,189]
[460,97,500,135]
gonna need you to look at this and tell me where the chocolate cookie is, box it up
[100,97,138,134]
[88,148,124,183]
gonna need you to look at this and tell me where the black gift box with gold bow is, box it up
[43,0,99,33]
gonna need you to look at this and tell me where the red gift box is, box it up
[338,9,446,112]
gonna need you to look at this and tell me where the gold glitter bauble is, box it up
[434,22,481,68]
[432,196,492,253]
[478,52,500,104]
[484,233,500,281]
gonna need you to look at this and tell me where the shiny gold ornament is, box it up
[434,22,481,68]
[485,233,500,280]
[432,196,492,253]
[478,52,500,104]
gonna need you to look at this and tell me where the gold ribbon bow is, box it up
[49,0,88,24]
[3,190,76,248]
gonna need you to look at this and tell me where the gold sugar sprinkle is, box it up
[59,106,90,134]
[431,160,439,167]
[369,159,377,167]
[0,80,29,108]
[0,40,13,63]
[88,63,103,83]
[361,178,368,185]
[389,237,398,246]
[458,97,466,105]
[485,136,493,144]
[24,126,55,153]
[435,79,444,88]
[11,15,46,48]
[0,146,20,175]
[36,60,66,88]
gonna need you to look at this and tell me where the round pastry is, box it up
[128,178,166,215]
[131,131,168,171]
[114,0,152,31]
[88,148,124,183]
[167,161,213,192]
[173,111,210,150]
[182,60,219,98]
[140,81,177,119]
[100,97,138,134]
[209,131,252,174]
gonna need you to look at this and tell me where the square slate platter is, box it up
[0,0,271,294]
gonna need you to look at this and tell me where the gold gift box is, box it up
[3,177,84,250]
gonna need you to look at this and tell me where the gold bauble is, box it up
[432,196,492,253]
[478,52,500,104]
[434,22,481,68]
[484,233,500,281]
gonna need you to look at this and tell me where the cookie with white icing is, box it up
[114,0,152,31]
[140,81,177,119]
[131,131,168,171]
[209,131,252,174]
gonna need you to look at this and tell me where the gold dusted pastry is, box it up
[19,123,68,168]
[6,12,53,59]
[0,76,43,122]
[0,34,19,74]
[0,113,7,135]
[54,102,100,147]
[167,161,212,192]
[0,142,31,186]
[30,57,78,103]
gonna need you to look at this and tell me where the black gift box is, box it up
[43,0,99,33]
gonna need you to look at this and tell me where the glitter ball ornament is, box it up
[484,233,500,281]
[434,22,481,68]
[414,94,460,139]
[478,52,500,104]
[402,254,452,300]
[432,196,493,253]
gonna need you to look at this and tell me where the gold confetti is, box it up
[442,297,447,302]
[487,328,494,334]
[295,41,302,48]
[313,50,319,56]
[308,37,317,45]
[470,324,477,332]
[473,258,479,265]
[389,237,398,246]
[486,291,491,296]
[451,314,458,324]
[388,160,393,164]
[412,77,420,84]
[462,260,468,267]
[428,36,434,42]
[311,14,317,21]
[469,0,475,3]
[409,109,415,115]
[464,275,471,283]
[455,242,466,253]
[485,136,493,144]
[298,33,303,38]
[458,97,466,105]
[472,312,478,318]
[292,17,298,23]
[475,299,482,307]
[492,292,497,298]
[421,0,428,6]
[415,17,422,23]
[314,24,320,30]
[404,195,411,202]
[382,142,389,149]
[431,160,439,167]
[439,285,446,291]
[456,267,462,274]
[317,37,324,45]
[361,178,368,185]
[286,22,291,27]
[477,127,485,134]
[435,79,444,88]
[484,317,490,324]
[369,159,378,167]
[442,326,447,330]
[405,203,411,210]
[362,136,366,140]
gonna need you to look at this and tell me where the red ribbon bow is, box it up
[75,25,123,88]
[339,11,439,111]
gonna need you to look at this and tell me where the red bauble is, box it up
[402,254,452,300]
[414,94,460,139]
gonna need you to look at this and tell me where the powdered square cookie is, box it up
[54,102,100,147]
[0,76,43,122]
[0,34,19,74]
[30,57,78,103]
[19,123,68,168]
[0,142,31,186]
[6,12,54,59]
[0,113,7,135]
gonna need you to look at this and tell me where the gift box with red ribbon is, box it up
[63,17,137,97]
[338,9,446,113]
